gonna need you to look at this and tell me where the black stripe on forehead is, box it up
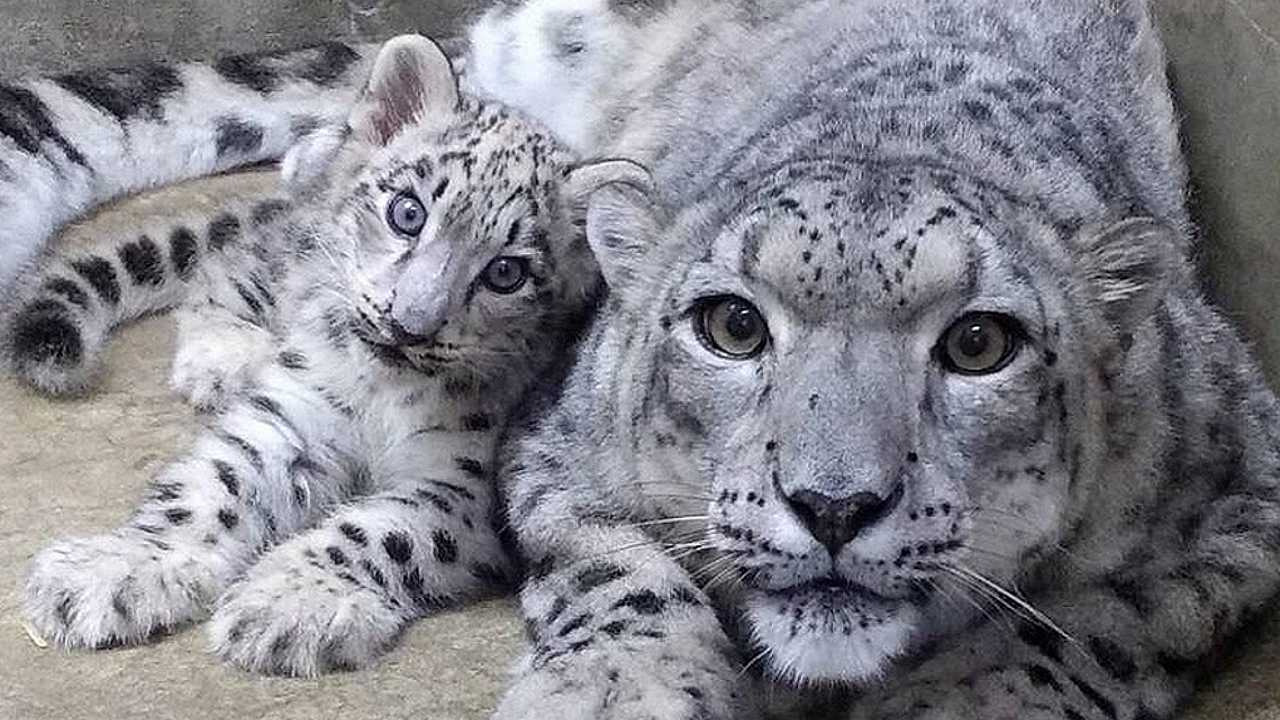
[1006,258,1051,341]
[373,157,435,193]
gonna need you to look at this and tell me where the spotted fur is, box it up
[0,41,391,293]
[19,35,635,678]
[470,2,1280,719]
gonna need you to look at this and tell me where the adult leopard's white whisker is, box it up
[941,563,1079,648]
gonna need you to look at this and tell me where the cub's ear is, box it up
[564,159,662,289]
[1080,217,1177,333]
[349,34,459,146]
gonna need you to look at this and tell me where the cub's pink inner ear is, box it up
[350,34,460,146]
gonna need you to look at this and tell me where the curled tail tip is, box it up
[7,298,100,397]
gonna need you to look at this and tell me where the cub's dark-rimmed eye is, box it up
[387,192,427,236]
[481,256,530,294]
[695,296,769,359]
[939,312,1022,375]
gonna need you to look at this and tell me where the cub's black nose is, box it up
[785,482,904,556]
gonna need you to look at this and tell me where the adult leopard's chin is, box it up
[744,584,921,686]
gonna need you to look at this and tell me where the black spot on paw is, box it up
[277,349,308,371]
[164,508,192,525]
[402,568,449,611]
[339,523,367,546]
[213,459,240,497]
[431,530,458,564]
[556,612,592,637]
[217,508,239,530]
[360,559,387,588]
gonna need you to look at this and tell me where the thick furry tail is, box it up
[6,171,288,396]
[0,41,377,291]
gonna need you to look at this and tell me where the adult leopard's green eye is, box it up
[387,192,427,236]
[481,256,530,294]
[695,296,769,359]
[940,312,1020,374]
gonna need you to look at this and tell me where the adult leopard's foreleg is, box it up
[493,520,761,720]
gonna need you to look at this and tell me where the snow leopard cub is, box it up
[17,35,636,677]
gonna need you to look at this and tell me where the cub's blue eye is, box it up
[387,192,427,236]
[481,256,530,294]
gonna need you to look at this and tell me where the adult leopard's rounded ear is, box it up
[1080,216,1178,334]
[565,158,662,289]
[350,34,460,146]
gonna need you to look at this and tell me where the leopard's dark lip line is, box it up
[765,574,933,607]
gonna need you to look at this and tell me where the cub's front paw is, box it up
[208,545,404,676]
[169,317,271,412]
[493,649,757,720]
[24,532,223,648]
[169,347,251,413]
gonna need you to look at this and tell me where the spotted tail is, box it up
[0,41,378,292]
[6,171,288,396]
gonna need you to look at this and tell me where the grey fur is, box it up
[470,2,1280,719]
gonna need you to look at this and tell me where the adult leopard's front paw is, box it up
[24,532,223,649]
[492,649,758,720]
[207,545,404,677]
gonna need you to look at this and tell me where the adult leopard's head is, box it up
[582,157,1178,684]
[284,35,636,381]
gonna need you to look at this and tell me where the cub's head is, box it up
[586,159,1177,685]
[289,35,639,380]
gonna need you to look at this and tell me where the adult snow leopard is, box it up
[15,34,642,677]
[466,1,1280,719]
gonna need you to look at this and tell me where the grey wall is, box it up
[1,0,1277,380]
[1154,0,1280,383]
[0,0,485,77]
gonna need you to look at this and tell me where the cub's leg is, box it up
[209,422,516,676]
[23,365,354,649]
[167,214,283,412]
